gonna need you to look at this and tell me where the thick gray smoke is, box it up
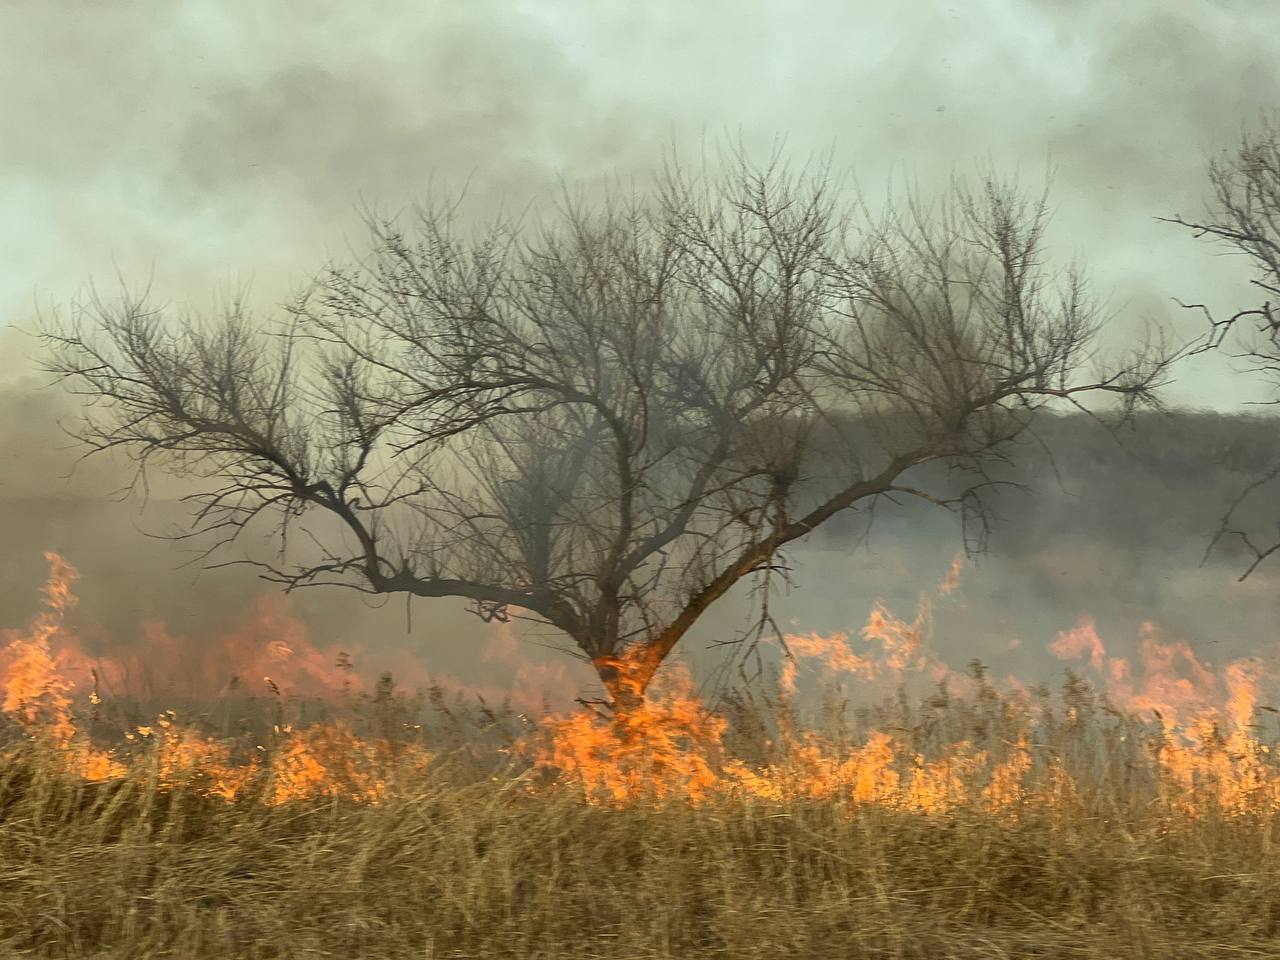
[3,1,1279,703]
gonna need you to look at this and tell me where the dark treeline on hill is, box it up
[813,409,1278,559]
[4,405,1277,697]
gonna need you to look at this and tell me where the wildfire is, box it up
[1048,615,1280,814]
[4,551,1280,819]
[526,556,1280,817]
[0,553,431,805]
[0,552,122,779]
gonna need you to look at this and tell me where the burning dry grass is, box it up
[3,742,1280,959]
[2,553,1280,957]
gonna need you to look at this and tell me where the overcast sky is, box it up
[1,1,1277,700]
[3,1,1278,399]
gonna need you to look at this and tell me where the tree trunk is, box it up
[592,654,653,721]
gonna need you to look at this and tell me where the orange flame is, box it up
[6,549,1280,820]
[0,553,430,803]
[1,552,123,778]
[1049,614,1279,814]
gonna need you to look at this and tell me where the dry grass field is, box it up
[3,554,1280,959]
[2,714,1280,960]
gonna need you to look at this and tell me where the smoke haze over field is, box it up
[5,0,1280,388]
[2,1,1279,702]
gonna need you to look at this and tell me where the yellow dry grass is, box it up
[4,550,1278,957]
[1,700,1279,960]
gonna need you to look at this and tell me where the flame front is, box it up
[5,551,1280,821]
[0,553,432,805]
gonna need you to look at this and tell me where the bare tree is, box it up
[43,156,1175,712]
[1164,117,1280,579]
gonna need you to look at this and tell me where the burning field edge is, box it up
[1,552,1279,958]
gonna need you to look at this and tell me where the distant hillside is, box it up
[814,410,1279,560]
[2,409,1277,688]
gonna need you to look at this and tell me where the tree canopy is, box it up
[43,155,1177,709]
